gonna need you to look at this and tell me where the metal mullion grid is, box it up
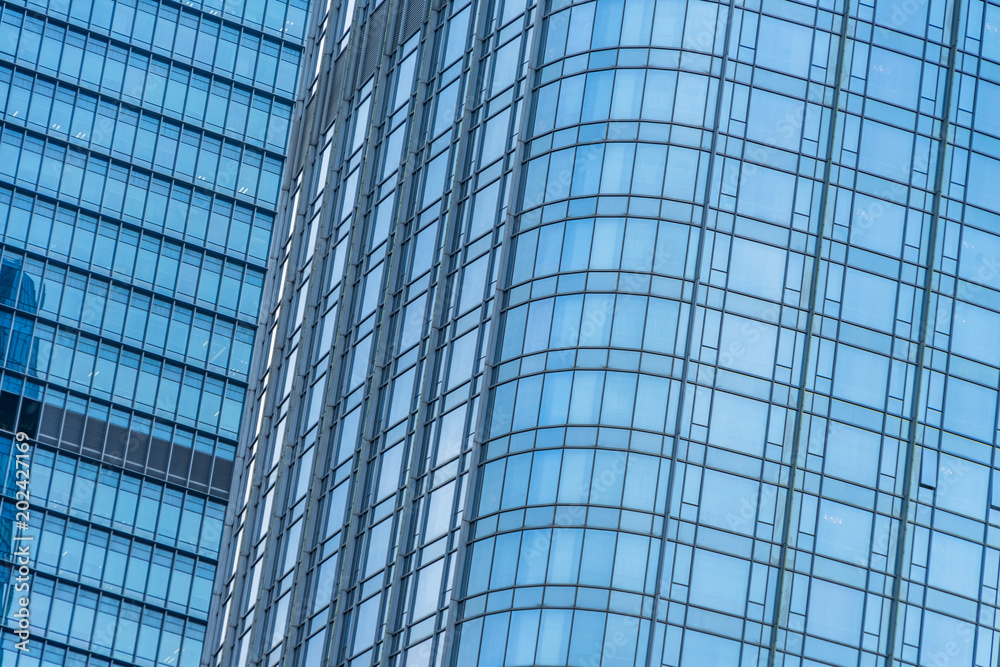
[438,0,558,665]
[9,592,204,665]
[0,158,272,290]
[205,0,351,646]
[624,0,748,664]
[0,179,267,300]
[354,1,516,665]
[881,0,976,662]
[13,0,310,52]
[383,9,476,664]
[0,259,251,382]
[210,130,320,667]
[20,566,207,653]
[310,2,444,663]
[239,179,342,665]
[0,325,245,454]
[27,455,223,558]
[0,58,292,170]
[29,504,216,611]
[931,9,1000,654]
[270,1,429,664]
[750,0,866,660]
[3,1,303,100]
[700,189,811,652]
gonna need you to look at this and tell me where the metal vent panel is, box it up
[402,0,426,42]
[359,2,388,84]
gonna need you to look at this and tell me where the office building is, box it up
[0,0,309,664]
[209,0,1000,665]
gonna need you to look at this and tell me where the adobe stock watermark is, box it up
[10,431,33,652]
[724,420,841,533]
[922,619,975,667]
[521,450,628,565]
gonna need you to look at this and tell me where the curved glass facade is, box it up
[212,0,1000,665]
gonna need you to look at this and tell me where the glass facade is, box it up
[209,0,1000,666]
[0,0,308,664]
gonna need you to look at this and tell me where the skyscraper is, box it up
[209,0,1000,665]
[0,0,309,664]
